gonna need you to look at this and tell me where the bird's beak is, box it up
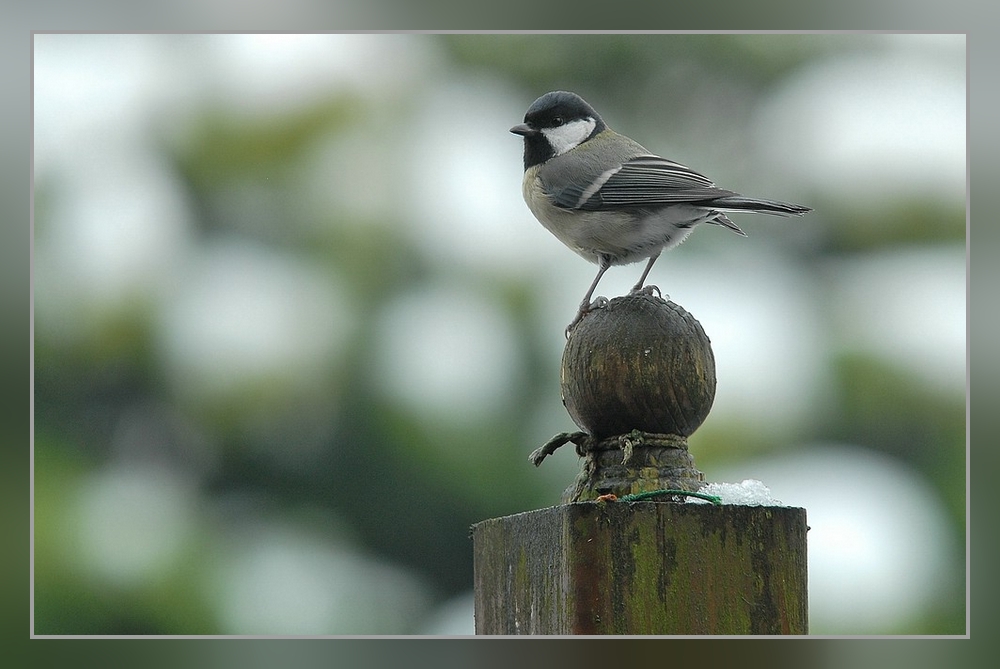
[510,123,537,137]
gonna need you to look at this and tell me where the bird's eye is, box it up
[551,116,564,127]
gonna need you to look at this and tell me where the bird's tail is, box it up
[709,196,811,217]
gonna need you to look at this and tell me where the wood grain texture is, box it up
[473,502,808,635]
[561,294,716,439]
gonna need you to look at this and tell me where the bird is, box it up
[510,90,811,333]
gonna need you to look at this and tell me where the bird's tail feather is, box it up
[711,213,747,236]
[710,196,811,217]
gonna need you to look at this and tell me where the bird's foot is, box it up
[588,296,610,311]
[629,284,664,299]
[565,296,609,338]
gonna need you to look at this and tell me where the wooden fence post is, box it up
[472,294,808,635]
[473,501,807,635]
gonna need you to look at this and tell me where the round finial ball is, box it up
[561,294,716,440]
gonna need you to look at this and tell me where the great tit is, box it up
[510,90,811,333]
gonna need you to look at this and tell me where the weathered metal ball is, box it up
[561,293,716,440]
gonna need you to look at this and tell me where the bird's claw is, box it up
[565,296,609,337]
[588,296,610,311]
[629,284,662,298]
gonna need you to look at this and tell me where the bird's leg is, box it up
[629,252,662,297]
[566,256,611,336]
[579,256,612,312]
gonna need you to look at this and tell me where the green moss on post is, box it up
[473,502,808,635]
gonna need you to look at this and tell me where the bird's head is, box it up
[510,91,607,169]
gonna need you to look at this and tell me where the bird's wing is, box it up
[552,154,738,211]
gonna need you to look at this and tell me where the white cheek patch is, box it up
[541,117,597,156]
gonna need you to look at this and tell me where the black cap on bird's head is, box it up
[510,91,607,169]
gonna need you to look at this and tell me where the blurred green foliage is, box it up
[441,33,842,95]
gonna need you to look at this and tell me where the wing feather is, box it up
[569,154,738,210]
